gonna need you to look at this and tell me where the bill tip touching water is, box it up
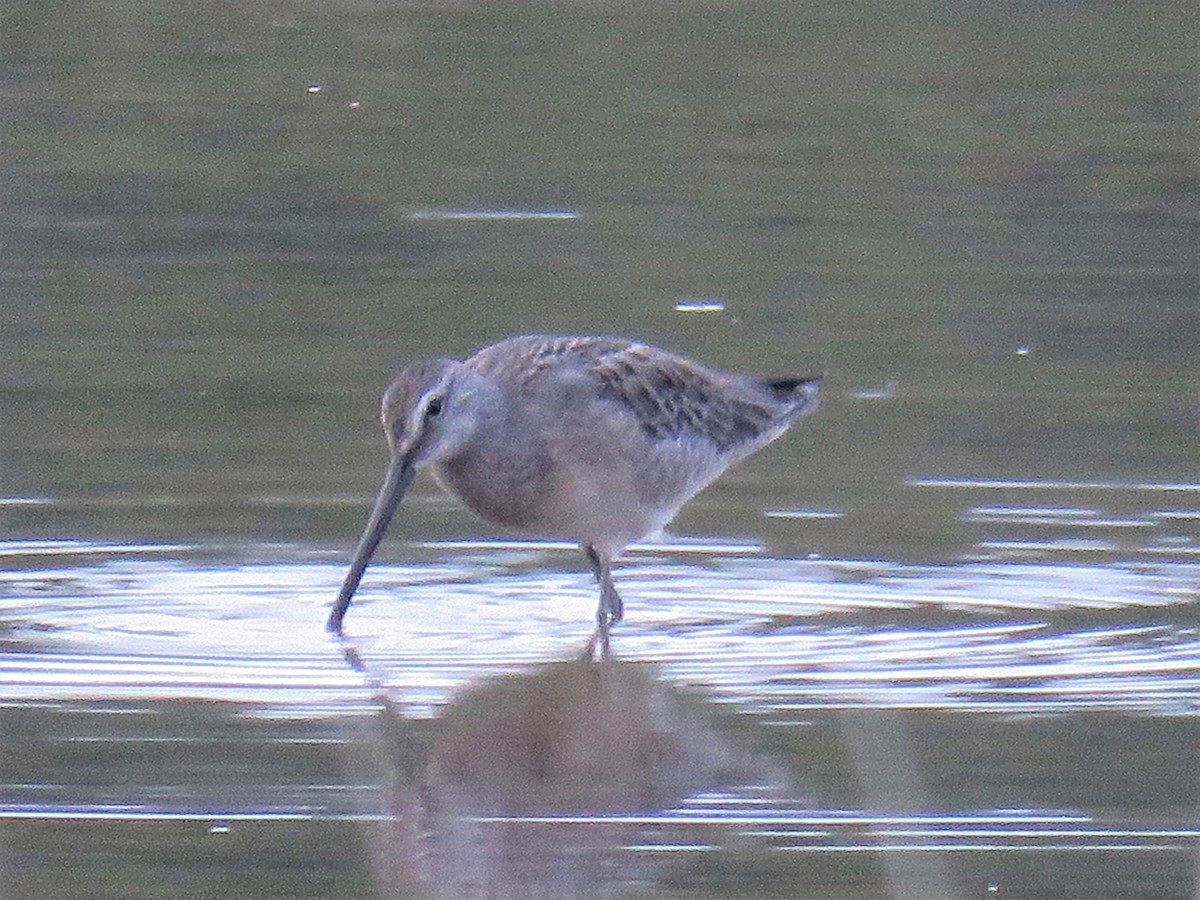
[326,334,821,643]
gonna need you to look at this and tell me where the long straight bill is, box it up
[326,456,416,634]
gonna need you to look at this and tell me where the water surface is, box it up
[4,535,1200,897]
[2,0,1198,896]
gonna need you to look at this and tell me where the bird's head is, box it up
[326,357,490,634]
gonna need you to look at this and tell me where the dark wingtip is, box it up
[763,374,821,398]
[761,374,821,419]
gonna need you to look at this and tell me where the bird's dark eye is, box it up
[425,396,443,417]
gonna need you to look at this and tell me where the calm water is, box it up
[2,0,1199,897]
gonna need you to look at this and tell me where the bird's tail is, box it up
[762,375,821,419]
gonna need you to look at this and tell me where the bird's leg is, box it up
[581,545,621,660]
[584,544,623,627]
[581,624,611,661]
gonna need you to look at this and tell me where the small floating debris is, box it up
[306,84,322,94]
[1015,344,1031,356]
[763,509,843,520]
[407,209,579,221]
[673,299,726,313]
[849,380,897,401]
[348,100,360,109]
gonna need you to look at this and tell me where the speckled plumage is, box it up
[328,334,820,643]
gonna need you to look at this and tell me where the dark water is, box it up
[2,0,1199,897]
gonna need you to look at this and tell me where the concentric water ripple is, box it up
[4,539,1199,717]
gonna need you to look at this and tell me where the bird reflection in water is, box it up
[336,643,790,899]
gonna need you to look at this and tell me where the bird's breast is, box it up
[430,454,544,530]
[430,450,663,553]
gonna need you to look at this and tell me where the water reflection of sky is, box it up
[5,538,1200,896]
[4,538,1199,717]
[4,803,1193,856]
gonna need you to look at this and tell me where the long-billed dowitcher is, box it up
[326,334,820,640]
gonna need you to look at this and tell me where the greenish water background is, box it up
[4,0,1196,557]
[2,0,1198,897]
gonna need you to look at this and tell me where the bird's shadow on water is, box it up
[331,634,794,898]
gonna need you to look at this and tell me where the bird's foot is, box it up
[582,618,612,661]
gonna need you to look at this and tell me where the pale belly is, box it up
[430,456,679,556]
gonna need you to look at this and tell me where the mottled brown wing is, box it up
[468,334,630,383]
[468,335,799,452]
[589,343,783,452]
